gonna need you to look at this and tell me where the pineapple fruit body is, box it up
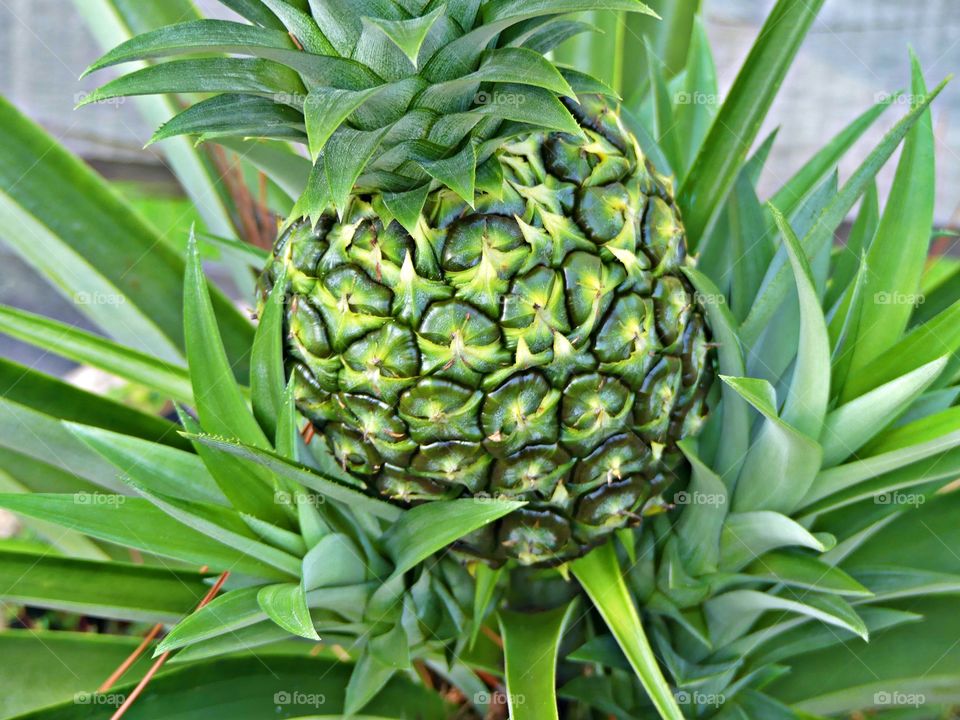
[265,97,714,565]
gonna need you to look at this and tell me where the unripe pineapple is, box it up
[264,95,712,564]
[83,0,714,564]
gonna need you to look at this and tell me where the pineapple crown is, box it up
[81,0,657,220]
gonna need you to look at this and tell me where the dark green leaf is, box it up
[499,603,575,720]
[0,551,207,623]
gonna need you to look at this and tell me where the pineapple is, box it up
[83,0,713,565]
[267,98,712,565]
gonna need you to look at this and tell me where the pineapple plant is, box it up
[0,0,958,718]
[81,0,714,567]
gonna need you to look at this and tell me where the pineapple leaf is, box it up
[345,649,398,715]
[365,6,445,66]
[827,182,880,310]
[705,590,868,647]
[0,631,156,717]
[820,357,948,467]
[473,84,582,136]
[720,511,830,572]
[217,0,286,29]
[305,86,383,162]
[772,100,892,220]
[0,304,192,404]
[0,494,289,580]
[679,0,826,247]
[81,20,302,76]
[325,126,391,216]
[184,232,269,449]
[801,421,960,509]
[167,623,293,664]
[764,599,960,715]
[571,543,685,720]
[743,553,872,598]
[482,0,657,24]
[242,513,307,555]
[477,46,576,98]
[176,407,290,525]
[0,97,189,362]
[259,0,337,54]
[852,566,960,602]
[158,587,265,653]
[499,602,576,720]
[251,265,288,440]
[844,300,960,399]
[0,551,208,624]
[745,606,920,668]
[258,583,320,640]
[190,435,403,521]
[770,205,831,439]
[684,269,749,483]
[557,67,618,98]
[828,255,870,394]
[673,18,718,177]
[10,654,446,718]
[291,160,334,228]
[382,184,431,235]
[470,563,502,649]
[843,54,937,382]
[0,471,107,561]
[80,58,306,107]
[727,174,771,322]
[0,397,135,494]
[800,447,960,518]
[152,94,306,146]
[513,19,596,55]
[724,376,823,515]
[66,422,227,506]
[676,441,729,575]
[741,76,950,346]
[124,483,302,577]
[369,623,411,669]
[302,534,370,589]
[646,42,682,176]
[383,498,524,577]
[419,140,477,205]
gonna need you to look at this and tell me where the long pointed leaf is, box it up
[571,543,685,720]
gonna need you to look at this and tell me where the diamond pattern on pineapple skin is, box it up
[264,96,714,565]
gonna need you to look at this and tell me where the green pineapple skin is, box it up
[265,96,713,566]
